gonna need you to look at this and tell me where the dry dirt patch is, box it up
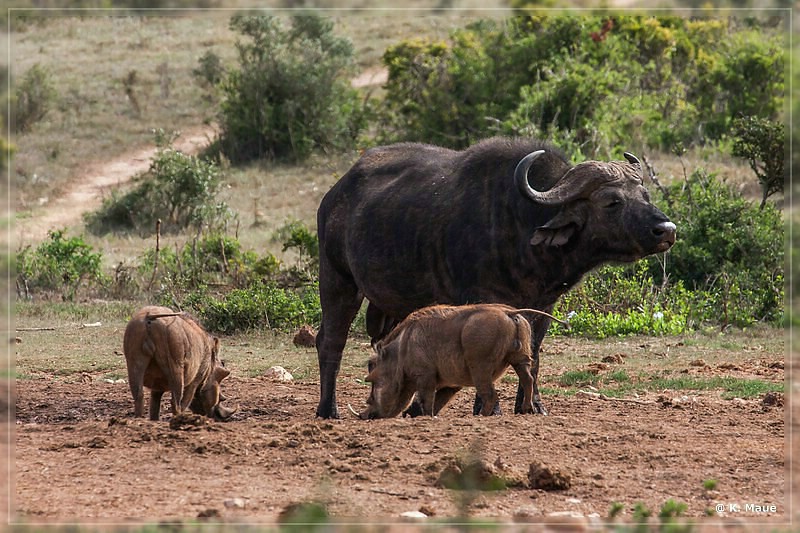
[14,367,786,526]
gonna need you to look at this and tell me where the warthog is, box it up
[123,306,236,421]
[358,304,559,419]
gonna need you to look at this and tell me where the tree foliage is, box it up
[217,14,364,162]
[731,116,785,208]
[379,15,785,158]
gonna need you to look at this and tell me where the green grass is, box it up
[547,370,783,400]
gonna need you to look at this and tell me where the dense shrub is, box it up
[217,14,364,162]
[654,169,784,325]
[185,281,321,334]
[556,169,784,334]
[85,133,231,236]
[379,15,785,157]
[16,230,106,300]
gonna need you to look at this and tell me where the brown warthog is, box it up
[358,304,559,419]
[123,306,236,421]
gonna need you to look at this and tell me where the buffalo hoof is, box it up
[315,404,340,419]
[532,400,548,415]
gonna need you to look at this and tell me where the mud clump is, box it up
[762,391,784,407]
[436,458,521,491]
[169,412,209,430]
[528,462,572,491]
[293,325,317,348]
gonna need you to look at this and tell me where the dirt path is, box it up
[15,126,217,246]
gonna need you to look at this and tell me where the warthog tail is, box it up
[512,308,570,327]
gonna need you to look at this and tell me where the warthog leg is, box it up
[432,387,462,415]
[472,394,502,416]
[149,390,164,421]
[512,362,535,414]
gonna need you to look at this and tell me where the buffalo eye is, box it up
[603,198,622,210]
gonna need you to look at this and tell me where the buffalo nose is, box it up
[652,221,677,244]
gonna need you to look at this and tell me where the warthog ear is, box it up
[213,365,231,383]
[530,207,586,247]
[365,368,379,383]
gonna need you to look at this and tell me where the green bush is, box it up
[85,133,231,235]
[11,63,57,133]
[655,169,784,326]
[379,15,785,157]
[189,281,321,334]
[16,230,106,300]
[731,115,785,209]
[217,14,364,162]
[552,170,784,334]
[552,263,692,338]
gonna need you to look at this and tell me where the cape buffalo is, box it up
[315,136,676,419]
[358,304,541,419]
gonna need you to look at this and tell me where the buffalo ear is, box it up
[530,208,586,247]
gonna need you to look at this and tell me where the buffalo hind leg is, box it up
[316,273,363,419]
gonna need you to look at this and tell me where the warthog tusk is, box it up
[347,403,361,418]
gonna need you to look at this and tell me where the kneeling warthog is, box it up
[358,304,559,419]
[123,306,236,421]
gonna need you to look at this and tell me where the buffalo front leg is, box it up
[472,393,502,416]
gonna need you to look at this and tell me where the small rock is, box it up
[528,462,571,491]
[293,325,317,347]
[418,505,436,517]
[224,498,247,509]
[400,511,427,520]
[264,366,294,382]
[514,505,539,521]
[544,511,588,532]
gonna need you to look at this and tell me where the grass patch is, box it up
[557,369,599,387]
[648,376,783,399]
[547,371,783,400]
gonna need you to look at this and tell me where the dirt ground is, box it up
[11,355,793,530]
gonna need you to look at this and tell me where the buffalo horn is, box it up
[515,150,592,206]
[623,152,640,167]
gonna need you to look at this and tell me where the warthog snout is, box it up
[212,402,237,421]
